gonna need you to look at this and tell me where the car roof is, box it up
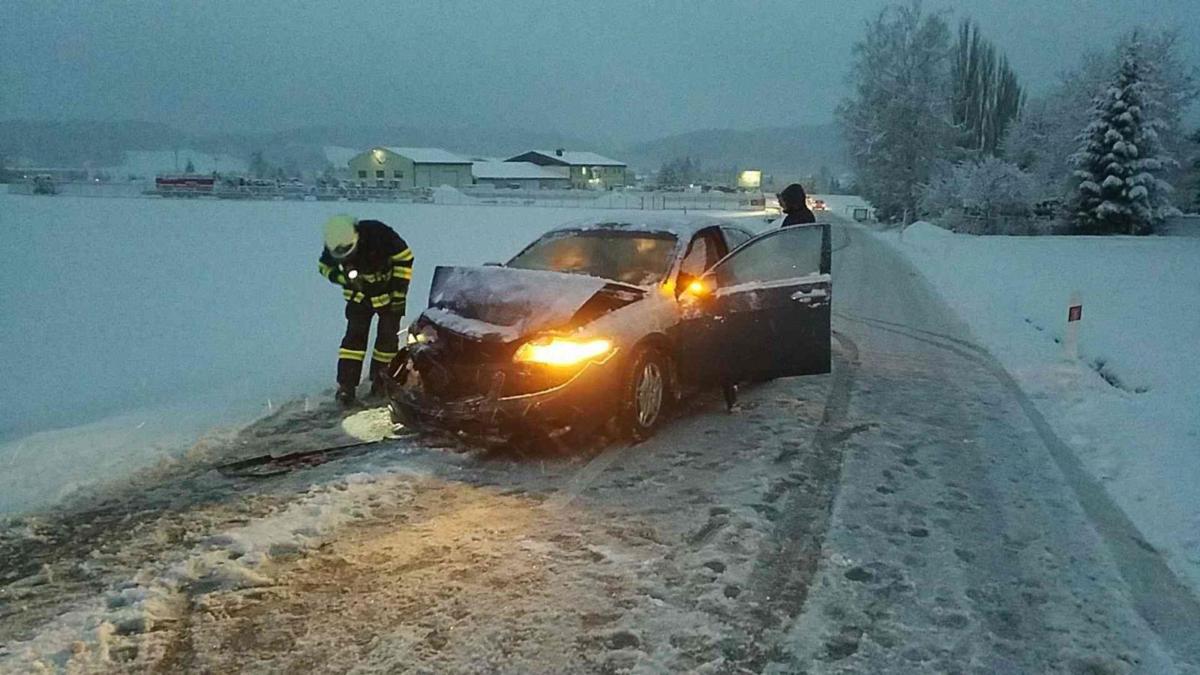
[540,214,736,240]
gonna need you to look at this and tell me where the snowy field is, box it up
[0,194,765,515]
[878,222,1200,591]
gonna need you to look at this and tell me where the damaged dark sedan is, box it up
[384,217,832,445]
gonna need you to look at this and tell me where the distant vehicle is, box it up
[30,174,57,195]
[386,217,832,446]
[156,174,215,197]
[808,197,827,211]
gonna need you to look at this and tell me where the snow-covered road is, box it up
[3,221,1198,673]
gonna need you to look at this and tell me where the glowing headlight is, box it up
[513,337,613,366]
[406,326,436,345]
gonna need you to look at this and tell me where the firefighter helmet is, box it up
[323,214,359,259]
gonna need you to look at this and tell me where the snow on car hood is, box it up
[423,266,636,343]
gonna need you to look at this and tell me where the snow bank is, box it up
[878,223,1200,590]
[0,195,638,514]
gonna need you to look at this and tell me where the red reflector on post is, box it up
[1068,305,1082,322]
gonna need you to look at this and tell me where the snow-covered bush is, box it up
[919,161,966,216]
[921,157,1036,233]
[1069,42,1178,235]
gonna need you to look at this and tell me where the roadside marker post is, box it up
[1065,291,1082,360]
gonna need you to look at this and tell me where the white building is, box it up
[348,147,473,188]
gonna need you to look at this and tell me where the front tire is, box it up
[619,347,669,442]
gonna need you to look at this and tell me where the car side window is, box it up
[679,231,720,278]
[713,225,825,288]
[721,227,752,250]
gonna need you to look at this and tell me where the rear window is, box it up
[508,230,677,286]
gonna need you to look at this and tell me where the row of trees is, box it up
[655,156,847,194]
[839,1,1198,234]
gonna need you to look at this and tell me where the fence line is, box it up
[5,181,767,212]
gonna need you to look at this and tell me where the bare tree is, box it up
[838,1,955,222]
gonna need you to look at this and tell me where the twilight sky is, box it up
[2,0,1197,143]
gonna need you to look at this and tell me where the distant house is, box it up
[505,149,628,189]
[472,161,570,190]
[348,147,473,189]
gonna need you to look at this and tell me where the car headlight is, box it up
[513,336,614,366]
[406,325,437,345]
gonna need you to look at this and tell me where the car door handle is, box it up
[790,289,827,303]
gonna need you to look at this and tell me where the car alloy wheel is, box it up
[635,361,664,429]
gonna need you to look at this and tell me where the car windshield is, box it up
[507,229,677,286]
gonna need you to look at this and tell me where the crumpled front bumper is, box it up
[385,348,623,444]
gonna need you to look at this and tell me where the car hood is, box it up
[422,266,645,343]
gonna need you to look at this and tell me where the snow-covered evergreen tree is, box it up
[1006,30,1196,209]
[1069,43,1177,234]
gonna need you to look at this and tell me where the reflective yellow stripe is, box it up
[359,271,389,283]
[391,266,413,280]
[370,294,391,308]
[318,262,332,276]
[390,291,407,301]
[342,289,353,300]
[372,349,398,363]
[338,348,366,361]
[391,248,414,262]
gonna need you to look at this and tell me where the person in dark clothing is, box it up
[777,183,817,226]
[319,215,414,406]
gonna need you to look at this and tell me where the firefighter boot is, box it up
[335,384,357,408]
[366,360,389,403]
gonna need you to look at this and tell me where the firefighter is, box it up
[319,214,414,406]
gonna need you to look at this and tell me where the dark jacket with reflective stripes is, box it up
[318,219,413,312]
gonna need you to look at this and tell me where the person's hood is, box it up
[421,265,645,343]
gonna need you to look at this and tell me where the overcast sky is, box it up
[2,0,1197,143]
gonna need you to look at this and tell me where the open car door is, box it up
[678,223,831,386]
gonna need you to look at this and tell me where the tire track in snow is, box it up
[725,330,861,671]
[834,308,1200,668]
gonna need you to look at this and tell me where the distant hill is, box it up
[0,120,187,167]
[622,124,848,177]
